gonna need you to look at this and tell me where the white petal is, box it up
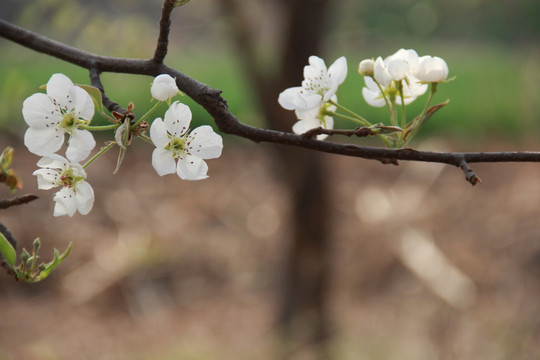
[328,56,348,86]
[22,93,59,128]
[188,126,223,159]
[33,168,60,190]
[75,181,95,215]
[66,129,96,163]
[416,56,449,82]
[150,118,170,149]
[24,126,64,156]
[53,187,77,217]
[152,148,176,176]
[176,154,208,181]
[36,154,69,169]
[72,86,95,121]
[373,57,391,86]
[278,87,303,110]
[293,93,322,110]
[362,87,386,107]
[164,101,191,136]
[46,74,75,109]
[151,74,179,101]
[305,56,326,79]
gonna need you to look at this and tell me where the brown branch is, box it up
[153,0,175,64]
[1,17,540,185]
[0,222,18,279]
[0,194,38,210]
[88,68,126,114]
[302,127,377,139]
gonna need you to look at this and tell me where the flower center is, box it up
[166,136,190,158]
[57,167,83,189]
[59,112,76,130]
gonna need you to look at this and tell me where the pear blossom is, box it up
[151,74,179,102]
[358,59,374,76]
[22,73,96,163]
[278,56,347,113]
[416,56,449,82]
[150,101,223,181]
[292,96,337,140]
[361,49,428,107]
[33,154,94,217]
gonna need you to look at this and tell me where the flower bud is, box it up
[416,56,449,82]
[33,238,41,252]
[358,59,374,76]
[151,74,179,102]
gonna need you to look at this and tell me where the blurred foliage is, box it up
[0,0,539,144]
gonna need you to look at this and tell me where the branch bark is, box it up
[1,14,540,186]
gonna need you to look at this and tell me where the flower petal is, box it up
[328,56,348,86]
[151,74,179,101]
[150,118,170,149]
[24,126,64,156]
[46,73,75,109]
[164,101,191,137]
[33,168,60,190]
[66,129,95,163]
[36,154,69,169]
[72,86,95,121]
[75,181,95,215]
[278,87,303,110]
[22,93,59,128]
[152,148,176,176]
[188,125,223,159]
[176,154,209,181]
[53,187,77,217]
[362,86,386,107]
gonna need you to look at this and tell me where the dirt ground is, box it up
[1,137,540,360]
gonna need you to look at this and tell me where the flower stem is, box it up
[133,101,163,127]
[82,142,115,169]
[328,99,372,126]
[402,83,436,148]
[81,124,119,131]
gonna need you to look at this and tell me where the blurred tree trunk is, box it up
[222,0,333,357]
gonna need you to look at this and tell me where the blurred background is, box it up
[1,0,540,359]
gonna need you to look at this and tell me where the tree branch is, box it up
[0,194,38,210]
[153,0,175,64]
[1,15,540,185]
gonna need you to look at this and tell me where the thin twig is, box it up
[0,221,18,279]
[459,159,482,185]
[89,68,126,114]
[1,17,540,184]
[302,127,377,139]
[153,0,175,64]
[0,194,38,210]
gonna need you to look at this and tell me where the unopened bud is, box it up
[33,238,41,252]
[358,59,374,77]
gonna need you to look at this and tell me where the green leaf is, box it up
[38,242,73,281]
[0,232,16,268]
[78,84,114,122]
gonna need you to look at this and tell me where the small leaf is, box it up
[78,84,115,122]
[0,233,16,268]
[38,242,72,280]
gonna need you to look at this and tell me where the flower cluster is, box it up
[278,56,347,140]
[278,49,450,148]
[22,73,223,217]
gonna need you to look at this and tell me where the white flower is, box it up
[415,56,449,82]
[362,49,427,107]
[150,101,223,181]
[151,74,179,102]
[33,154,94,217]
[278,56,347,112]
[358,59,374,76]
[22,73,96,163]
[292,96,337,141]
